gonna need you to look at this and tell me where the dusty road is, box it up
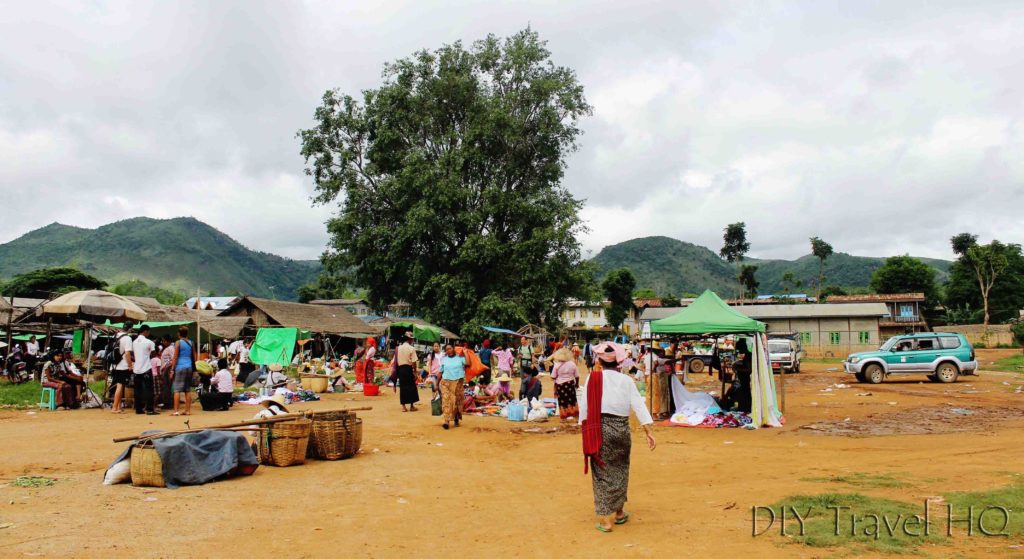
[1,352,1022,558]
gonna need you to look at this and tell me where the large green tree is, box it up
[945,236,1024,326]
[602,268,636,331]
[739,264,759,298]
[869,256,938,307]
[809,236,833,300]
[298,29,592,336]
[720,222,750,298]
[2,267,106,299]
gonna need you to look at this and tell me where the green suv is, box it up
[843,332,977,384]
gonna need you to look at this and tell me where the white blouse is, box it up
[578,369,654,426]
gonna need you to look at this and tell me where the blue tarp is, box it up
[481,326,529,337]
[109,430,259,489]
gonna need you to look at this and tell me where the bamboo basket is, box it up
[309,413,350,460]
[306,411,363,460]
[300,374,329,393]
[257,419,311,467]
[130,441,165,487]
[342,418,363,458]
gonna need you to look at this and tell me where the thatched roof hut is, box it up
[366,316,460,340]
[219,297,374,337]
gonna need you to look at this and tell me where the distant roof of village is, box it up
[309,298,368,306]
[183,296,241,310]
[827,293,925,303]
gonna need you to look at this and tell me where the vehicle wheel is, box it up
[864,364,884,384]
[854,372,866,383]
[793,363,800,374]
[935,362,959,383]
[689,359,704,374]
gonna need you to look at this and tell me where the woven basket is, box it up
[130,441,165,487]
[258,419,311,467]
[306,412,363,460]
[309,413,351,460]
[342,418,363,458]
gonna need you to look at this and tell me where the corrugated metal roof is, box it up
[641,303,889,321]
[827,293,924,303]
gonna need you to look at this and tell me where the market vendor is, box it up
[264,363,288,390]
[519,367,542,402]
[200,358,234,411]
[722,339,753,413]
[254,394,289,419]
[42,350,85,409]
[486,374,513,403]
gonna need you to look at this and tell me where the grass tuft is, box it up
[801,472,912,489]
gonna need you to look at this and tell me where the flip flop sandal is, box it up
[615,513,630,525]
[595,524,612,533]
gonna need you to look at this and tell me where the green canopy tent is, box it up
[649,290,783,428]
[387,321,442,344]
[249,327,311,367]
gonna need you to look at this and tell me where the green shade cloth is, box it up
[249,328,299,366]
[73,330,83,354]
[388,321,442,343]
[650,290,766,334]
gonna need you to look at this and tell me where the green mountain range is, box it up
[0,217,320,300]
[590,236,953,297]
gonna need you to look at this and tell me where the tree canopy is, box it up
[298,29,593,337]
[739,265,759,298]
[945,239,1024,326]
[869,256,938,307]
[602,268,636,330]
[110,279,186,305]
[1,267,106,299]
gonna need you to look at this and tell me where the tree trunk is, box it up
[817,260,824,301]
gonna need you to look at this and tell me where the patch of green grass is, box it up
[12,476,56,487]
[801,472,912,489]
[943,480,1024,540]
[988,354,1024,373]
[762,493,939,553]
[0,380,105,408]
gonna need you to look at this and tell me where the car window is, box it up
[939,336,962,349]
[915,338,936,350]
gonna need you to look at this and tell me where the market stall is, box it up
[650,290,784,428]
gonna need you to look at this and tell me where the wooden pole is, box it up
[5,296,14,356]
[777,334,786,414]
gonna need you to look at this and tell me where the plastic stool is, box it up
[39,387,56,410]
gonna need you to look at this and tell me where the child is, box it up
[150,348,164,408]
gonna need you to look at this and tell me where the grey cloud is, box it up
[0,0,1022,264]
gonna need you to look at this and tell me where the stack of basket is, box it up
[257,418,312,467]
[307,410,363,460]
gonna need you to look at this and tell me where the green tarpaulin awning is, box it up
[249,328,299,366]
[388,321,442,343]
[650,290,766,334]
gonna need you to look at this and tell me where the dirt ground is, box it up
[1,350,1022,558]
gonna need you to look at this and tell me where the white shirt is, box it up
[132,334,155,375]
[228,340,243,356]
[26,341,39,356]
[211,369,234,393]
[578,369,654,426]
[115,333,134,371]
[238,345,250,364]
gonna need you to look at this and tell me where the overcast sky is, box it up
[2,1,1022,262]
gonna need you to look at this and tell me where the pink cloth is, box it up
[494,349,514,371]
[551,361,579,385]
[150,357,162,376]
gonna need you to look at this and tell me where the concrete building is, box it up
[825,293,929,338]
[640,302,890,358]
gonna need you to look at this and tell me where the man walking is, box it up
[110,322,135,414]
[396,332,420,412]
[132,324,157,415]
[517,337,535,378]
